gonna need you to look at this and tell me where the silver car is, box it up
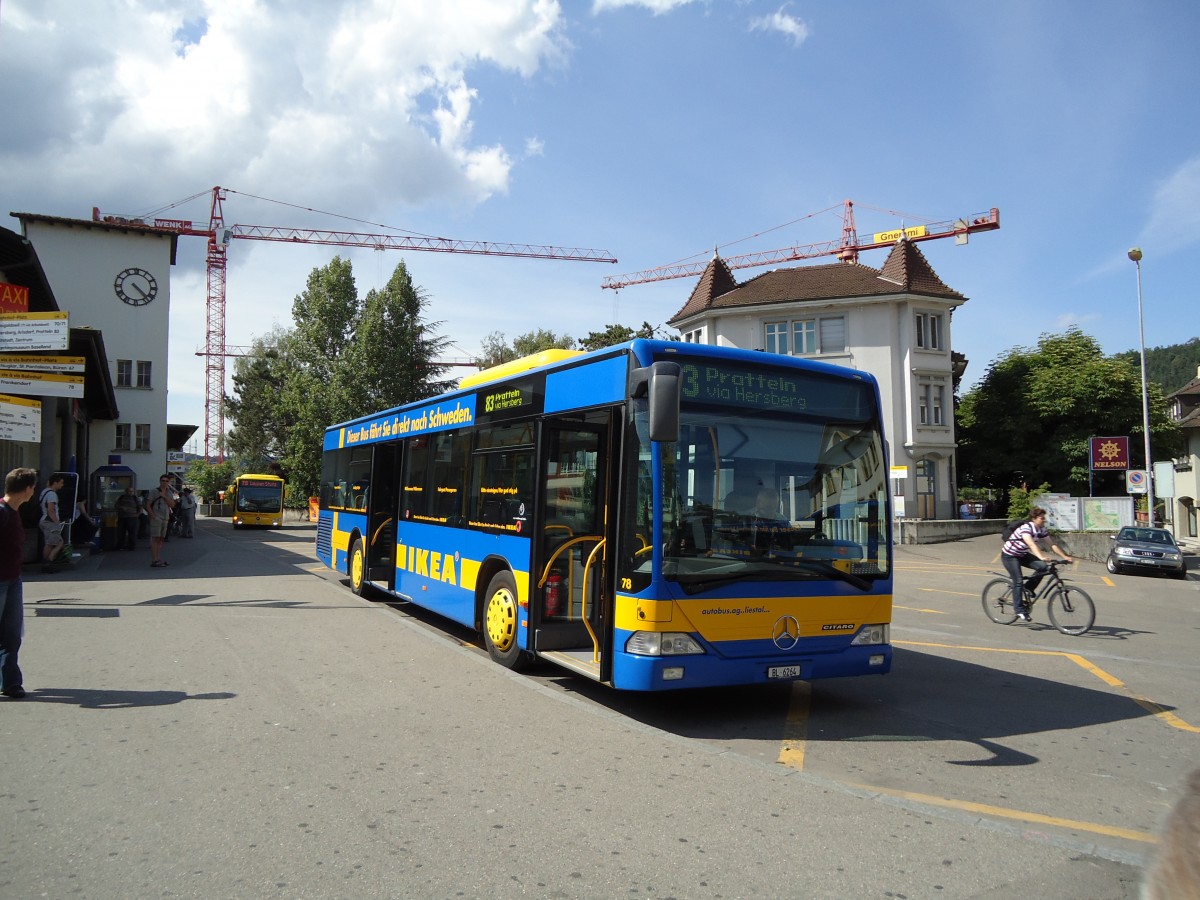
[1106,527,1188,579]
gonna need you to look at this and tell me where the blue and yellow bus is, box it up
[229,474,286,528]
[317,339,892,691]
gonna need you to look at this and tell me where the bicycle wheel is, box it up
[1048,585,1095,635]
[981,578,1018,625]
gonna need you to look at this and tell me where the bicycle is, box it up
[980,560,1095,635]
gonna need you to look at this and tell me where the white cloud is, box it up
[1139,154,1200,256]
[591,0,699,15]
[749,7,810,46]
[0,0,568,216]
[1084,153,1200,280]
[0,0,576,435]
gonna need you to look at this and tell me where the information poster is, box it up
[0,393,41,443]
[1081,497,1134,531]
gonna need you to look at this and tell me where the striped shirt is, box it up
[1002,521,1047,557]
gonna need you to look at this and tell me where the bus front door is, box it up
[534,413,614,684]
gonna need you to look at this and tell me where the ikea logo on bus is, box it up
[397,541,461,585]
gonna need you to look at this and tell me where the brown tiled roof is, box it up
[1171,373,1200,429]
[878,239,963,297]
[671,255,739,322]
[1168,374,1200,400]
[668,239,965,325]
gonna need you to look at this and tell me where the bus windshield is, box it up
[654,361,889,592]
[236,479,284,513]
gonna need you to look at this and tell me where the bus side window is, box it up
[469,426,534,531]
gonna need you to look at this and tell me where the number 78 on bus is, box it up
[316,339,892,691]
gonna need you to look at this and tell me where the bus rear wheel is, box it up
[482,571,530,670]
[349,538,370,597]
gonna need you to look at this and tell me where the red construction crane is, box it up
[600,200,999,290]
[94,186,617,461]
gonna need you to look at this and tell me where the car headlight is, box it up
[1116,547,1137,557]
[625,631,705,656]
[1164,552,1181,561]
[851,624,890,646]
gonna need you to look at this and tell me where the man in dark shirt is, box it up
[114,486,141,550]
[1,468,39,699]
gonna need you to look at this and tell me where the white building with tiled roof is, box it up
[669,239,966,520]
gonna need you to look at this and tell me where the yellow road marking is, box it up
[776,681,810,770]
[848,782,1157,844]
[1102,575,1115,587]
[775,669,1158,844]
[894,604,947,614]
[897,640,1200,733]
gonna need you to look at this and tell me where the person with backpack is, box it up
[1000,507,1073,622]
[38,473,66,572]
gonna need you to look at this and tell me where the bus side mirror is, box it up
[629,361,680,443]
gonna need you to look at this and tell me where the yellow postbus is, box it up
[229,474,286,528]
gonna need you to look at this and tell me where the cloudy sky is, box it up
[2,0,1198,452]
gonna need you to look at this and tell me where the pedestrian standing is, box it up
[114,486,140,550]
[146,475,177,568]
[1,468,39,699]
[179,488,197,537]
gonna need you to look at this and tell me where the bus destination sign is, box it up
[680,362,808,412]
[678,360,872,419]
[478,377,544,422]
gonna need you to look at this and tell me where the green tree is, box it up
[185,459,238,505]
[224,257,452,499]
[476,331,519,368]
[343,260,453,412]
[476,328,574,368]
[272,257,363,496]
[1113,336,1200,394]
[576,321,660,352]
[224,326,295,464]
[957,328,1180,493]
[1005,482,1052,520]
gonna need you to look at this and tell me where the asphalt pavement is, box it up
[2,516,1159,898]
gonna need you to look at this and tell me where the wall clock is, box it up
[114,267,158,306]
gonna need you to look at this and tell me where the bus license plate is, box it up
[768,665,802,679]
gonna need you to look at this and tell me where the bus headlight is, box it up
[850,624,889,646]
[626,632,705,656]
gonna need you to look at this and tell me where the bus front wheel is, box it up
[482,571,530,670]
[349,538,370,597]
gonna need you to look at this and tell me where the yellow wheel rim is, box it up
[351,547,364,589]
[486,587,517,652]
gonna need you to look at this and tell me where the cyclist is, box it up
[1001,507,1073,622]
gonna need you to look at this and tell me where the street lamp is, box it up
[1128,247,1155,525]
